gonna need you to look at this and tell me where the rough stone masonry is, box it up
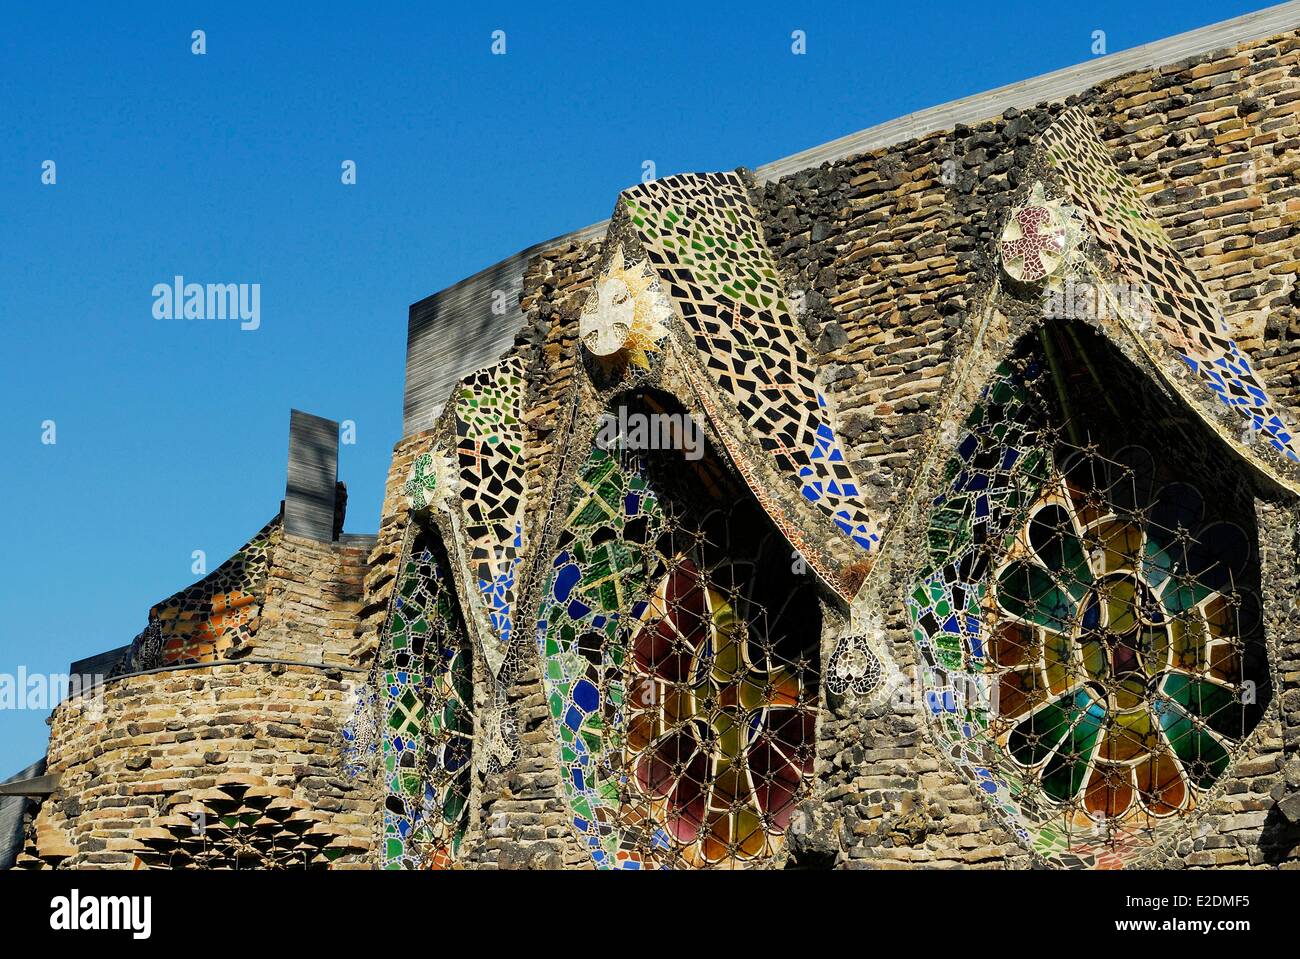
[11,15,1300,871]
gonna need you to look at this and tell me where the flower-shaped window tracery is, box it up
[536,431,822,870]
[990,449,1258,823]
[906,347,1269,868]
[626,551,817,865]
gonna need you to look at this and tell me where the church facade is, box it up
[8,10,1300,870]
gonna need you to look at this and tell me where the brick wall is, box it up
[24,664,372,869]
[256,533,369,666]
[483,29,1300,869]
[31,26,1300,872]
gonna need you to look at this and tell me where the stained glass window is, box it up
[379,527,474,869]
[536,397,821,868]
[907,326,1268,868]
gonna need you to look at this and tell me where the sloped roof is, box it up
[402,2,1300,435]
[0,758,46,870]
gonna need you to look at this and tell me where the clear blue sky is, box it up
[0,0,1272,774]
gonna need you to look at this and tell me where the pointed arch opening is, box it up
[536,390,824,868]
[908,319,1270,868]
[376,522,474,869]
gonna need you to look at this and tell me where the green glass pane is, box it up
[1162,673,1243,740]
[998,560,1075,631]
[1008,692,1073,766]
[1039,690,1105,801]
[1155,698,1231,787]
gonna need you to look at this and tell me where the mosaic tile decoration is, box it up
[1041,108,1299,464]
[1000,181,1085,285]
[121,516,280,668]
[679,360,854,601]
[536,433,820,869]
[623,171,879,556]
[341,680,379,781]
[906,358,1266,868]
[378,526,473,869]
[404,449,457,514]
[825,632,883,696]
[453,356,528,679]
[579,247,672,366]
[111,621,165,676]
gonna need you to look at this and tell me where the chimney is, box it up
[283,409,341,542]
